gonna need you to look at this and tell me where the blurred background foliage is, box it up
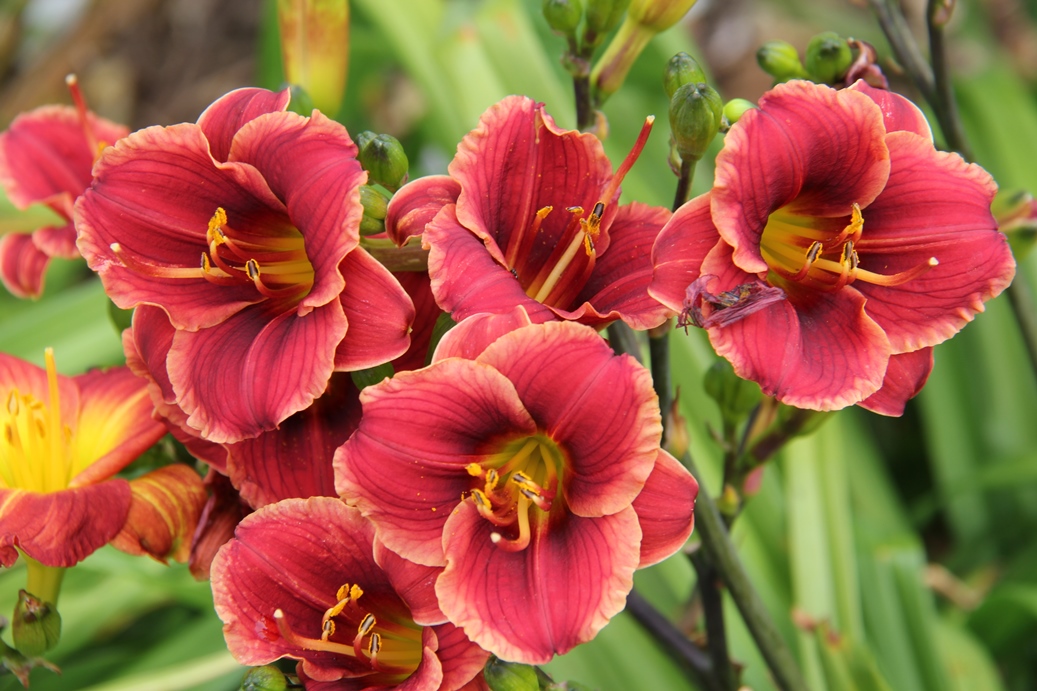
[1,0,1036,689]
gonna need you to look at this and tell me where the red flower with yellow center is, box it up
[650,80,1016,414]
[335,318,698,663]
[75,88,414,443]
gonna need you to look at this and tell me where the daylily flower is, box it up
[0,349,168,592]
[0,76,128,298]
[336,319,699,663]
[650,80,1016,414]
[76,87,414,444]
[392,95,672,330]
[212,496,489,690]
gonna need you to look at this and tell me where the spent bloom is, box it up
[336,317,698,663]
[650,80,1015,414]
[212,496,489,690]
[389,95,672,330]
[76,88,414,443]
[0,76,128,298]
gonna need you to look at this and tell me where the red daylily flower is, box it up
[0,78,128,297]
[650,80,1016,414]
[0,349,169,567]
[391,95,672,329]
[336,319,698,663]
[76,88,414,444]
[212,496,489,690]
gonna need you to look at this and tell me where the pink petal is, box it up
[392,271,443,372]
[425,204,555,324]
[226,373,361,508]
[853,132,1015,352]
[111,464,207,564]
[374,542,447,626]
[703,243,890,410]
[632,450,698,567]
[564,201,673,329]
[0,232,50,298]
[648,193,720,312]
[477,322,661,516]
[712,81,890,274]
[858,348,933,416]
[197,87,291,162]
[31,224,78,259]
[188,470,249,580]
[333,247,415,371]
[167,300,347,443]
[848,81,932,139]
[432,622,492,691]
[0,482,131,567]
[435,501,640,664]
[432,306,534,362]
[386,175,461,247]
[335,359,538,567]
[227,109,363,311]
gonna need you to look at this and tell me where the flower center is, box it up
[111,207,315,304]
[760,204,937,292]
[273,581,424,679]
[0,349,73,494]
[464,434,566,552]
[503,116,656,309]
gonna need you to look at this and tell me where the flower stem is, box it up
[648,325,672,435]
[24,555,65,606]
[625,588,722,691]
[681,451,810,691]
[865,0,936,105]
[607,322,643,364]
[575,74,595,132]
[926,0,973,160]
[688,553,738,691]
[1007,275,1037,380]
[673,157,695,210]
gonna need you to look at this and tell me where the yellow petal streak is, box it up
[0,349,73,493]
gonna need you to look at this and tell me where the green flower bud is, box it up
[805,32,852,84]
[585,0,630,36]
[669,82,723,163]
[663,52,707,99]
[12,590,60,658]
[993,188,1037,258]
[756,40,808,81]
[723,98,756,126]
[286,84,316,116]
[628,0,697,33]
[356,132,409,192]
[350,362,394,391]
[484,656,539,691]
[704,359,761,426]
[241,665,288,691]
[542,0,583,35]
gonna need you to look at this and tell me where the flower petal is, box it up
[111,464,207,563]
[197,87,291,163]
[702,243,890,410]
[226,373,361,508]
[435,501,639,664]
[189,470,250,580]
[386,175,461,247]
[167,300,347,443]
[632,450,698,567]
[848,81,932,139]
[858,347,933,416]
[0,482,131,567]
[566,201,673,329]
[335,359,538,567]
[712,81,890,274]
[853,131,1015,352]
[0,232,51,298]
[477,322,661,516]
[432,306,534,363]
[648,193,720,312]
[333,247,415,371]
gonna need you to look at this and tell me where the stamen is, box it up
[789,241,822,281]
[855,257,938,287]
[490,495,532,552]
[599,115,654,205]
[357,613,376,638]
[273,609,359,659]
[111,243,211,280]
[65,74,100,162]
[466,463,483,477]
[506,206,552,270]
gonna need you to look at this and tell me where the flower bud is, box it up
[542,0,583,36]
[359,184,390,236]
[241,665,288,691]
[993,188,1037,258]
[805,32,852,84]
[286,84,315,116]
[669,81,723,163]
[628,0,697,33]
[356,132,409,192]
[585,0,630,36]
[12,590,61,658]
[723,98,756,127]
[704,359,761,427]
[484,656,539,691]
[663,52,707,99]
[277,0,350,115]
[756,40,808,82]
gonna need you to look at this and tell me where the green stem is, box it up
[683,451,810,691]
[607,321,643,364]
[24,556,64,606]
[648,326,672,436]
[688,553,738,690]
[866,0,936,105]
[574,73,594,132]
[673,157,695,210]
[625,588,721,691]
[1007,274,1037,380]
[926,0,973,160]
